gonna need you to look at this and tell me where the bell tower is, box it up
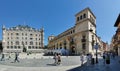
[75,7,96,33]
[75,7,97,54]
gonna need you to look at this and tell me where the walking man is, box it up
[1,53,5,61]
[53,53,58,65]
[14,52,19,62]
[80,54,84,66]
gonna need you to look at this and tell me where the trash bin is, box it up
[91,58,94,64]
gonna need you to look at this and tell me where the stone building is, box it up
[112,14,120,55]
[2,25,44,53]
[48,8,101,55]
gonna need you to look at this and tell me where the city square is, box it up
[0,0,120,71]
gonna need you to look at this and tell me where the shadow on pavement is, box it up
[47,63,57,66]
[67,63,87,71]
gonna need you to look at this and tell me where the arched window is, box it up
[83,13,86,18]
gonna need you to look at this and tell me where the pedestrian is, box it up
[86,54,90,66]
[53,53,58,65]
[57,53,61,65]
[14,52,19,62]
[0,53,5,61]
[105,53,110,65]
[103,52,106,64]
[80,54,84,66]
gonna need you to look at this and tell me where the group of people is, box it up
[53,53,61,65]
[0,52,20,62]
[103,51,116,65]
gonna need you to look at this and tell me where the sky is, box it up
[0,0,120,45]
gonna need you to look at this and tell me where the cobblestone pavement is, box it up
[67,56,120,71]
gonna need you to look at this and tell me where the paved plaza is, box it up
[0,53,86,71]
[0,53,120,71]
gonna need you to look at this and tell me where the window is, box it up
[30,38,33,40]
[18,46,20,49]
[36,47,38,49]
[28,46,31,49]
[8,37,9,39]
[30,41,33,45]
[22,33,24,36]
[7,42,9,45]
[80,15,82,20]
[77,17,79,21]
[25,33,27,36]
[11,46,13,49]
[11,42,13,45]
[14,46,17,49]
[36,42,37,45]
[7,46,9,49]
[8,33,9,35]
[25,37,27,40]
[71,31,72,34]
[16,41,19,45]
[32,46,34,49]
[82,43,86,49]
[83,13,86,18]
[25,42,27,45]
[16,33,19,35]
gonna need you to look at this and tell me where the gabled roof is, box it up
[114,14,120,27]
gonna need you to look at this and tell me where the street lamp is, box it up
[94,43,99,63]
[89,28,98,63]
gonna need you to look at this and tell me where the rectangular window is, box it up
[77,17,79,21]
[82,43,86,50]
[26,42,27,45]
[28,46,31,49]
[80,15,82,20]
[7,46,9,49]
[18,46,20,49]
[16,33,19,35]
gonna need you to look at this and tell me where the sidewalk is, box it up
[67,56,120,71]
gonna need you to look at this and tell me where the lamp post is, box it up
[94,43,99,63]
[89,29,98,63]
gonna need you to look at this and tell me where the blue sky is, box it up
[0,0,120,45]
